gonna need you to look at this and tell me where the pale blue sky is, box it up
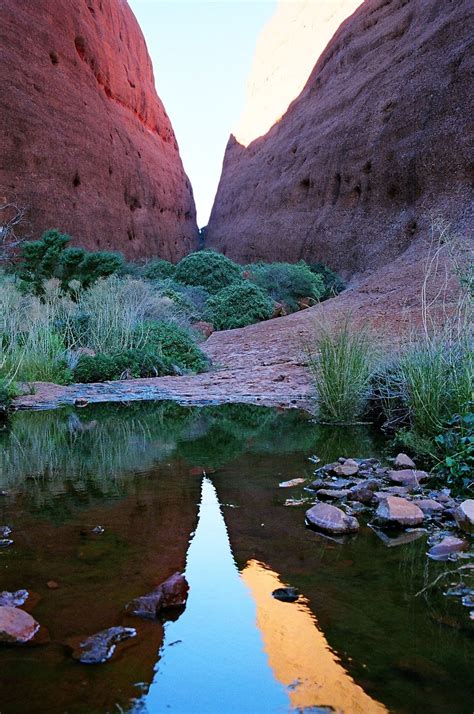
[129,0,276,226]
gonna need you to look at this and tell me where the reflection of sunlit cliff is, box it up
[234,0,362,147]
[241,560,387,713]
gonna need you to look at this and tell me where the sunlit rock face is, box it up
[234,0,362,147]
[208,0,473,278]
[0,0,198,260]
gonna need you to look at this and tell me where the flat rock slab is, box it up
[428,536,466,560]
[69,626,136,664]
[279,478,306,488]
[415,499,445,515]
[0,607,40,644]
[376,496,424,527]
[388,470,429,489]
[306,502,359,534]
[315,488,350,500]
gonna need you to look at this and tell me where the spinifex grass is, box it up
[308,320,378,423]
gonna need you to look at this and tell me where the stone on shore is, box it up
[376,496,424,527]
[388,469,430,489]
[305,502,359,534]
[394,453,416,469]
[454,500,474,534]
[428,536,466,560]
[0,607,40,644]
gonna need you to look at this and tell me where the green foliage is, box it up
[140,259,176,281]
[434,411,474,492]
[307,262,346,299]
[0,378,17,415]
[308,321,377,423]
[205,281,274,330]
[247,261,325,311]
[175,250,241,293]
[18,229,71,293]
[140,321,209,373]
[17,229,124,294]
[73,349,171,383]
[396,339,472,437]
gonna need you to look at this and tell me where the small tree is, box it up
[0,194,27,264]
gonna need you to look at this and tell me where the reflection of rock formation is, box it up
[235,0,362,146]
[242,560,386,712]
[142,478,290,712]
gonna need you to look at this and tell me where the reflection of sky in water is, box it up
[140,477,289,713]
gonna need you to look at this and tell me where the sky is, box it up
[128,0,277,226]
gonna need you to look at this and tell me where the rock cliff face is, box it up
[234,0,362,147]
[0,0,198,260]
[208,0,473,277]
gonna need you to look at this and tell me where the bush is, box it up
[247,262,325,311]
[434,410,474,492]
[140,259,176,281]
[73,349,171,383]
[139,321,209,373]
[17,229,125,294]
[175,250,241,293]
[308,321,377,423]
[205,282,274,330]
[0,378,17,416]
[307,262,346,299]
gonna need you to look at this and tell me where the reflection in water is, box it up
[140,478,289,713]
[241,561,386,713]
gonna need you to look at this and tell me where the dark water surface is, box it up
[0,403,472,714]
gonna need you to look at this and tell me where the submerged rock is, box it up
[376,496,424,528]
[0,590,29,608]
[428,536,466,560]
[394,453,416,469]
[370,526,426,548]
[272,587,299,603]
[315,488,350,500]
[455,500,474,534]
[70,626,136,664]
[0,607,40,644]
[0,526,12,538]
[0,539,13,548]
[279,478,306,488]
[305,502,359,534]
[128,572,189,619]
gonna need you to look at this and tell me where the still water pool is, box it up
[0,403,472,713]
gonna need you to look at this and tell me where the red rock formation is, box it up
[208,0,473,278]
[0,0,198,260]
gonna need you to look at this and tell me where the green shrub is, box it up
[139,321,209,373]
[17,230,125,294]
[175,250,241,293]
[140,259,176,281]
[205,282,274,330]
[73,349,171,383]
[307,262,346,299]
[434,410,474,492]
[247,262,325,311]
[0,378,17,416]
[308,321,377,423]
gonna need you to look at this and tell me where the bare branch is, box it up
[0,192,28,264]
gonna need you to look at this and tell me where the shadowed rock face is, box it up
[208,0,474,278]
[0,0,198,260]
